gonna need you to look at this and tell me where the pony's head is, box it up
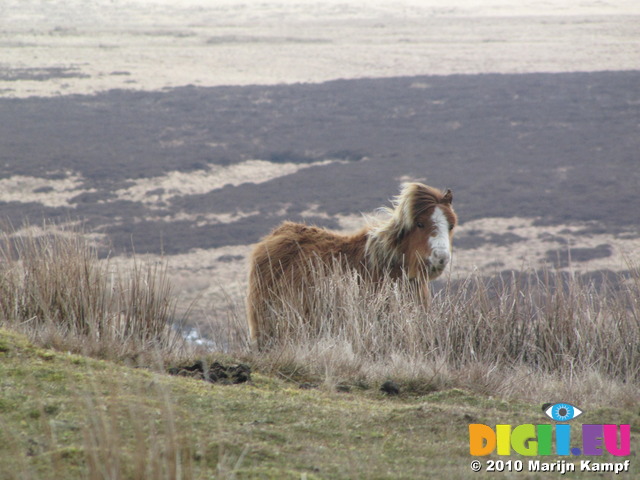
[366,182,457,280]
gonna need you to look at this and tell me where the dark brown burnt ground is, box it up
[168,360,251,384]
[1,71,639,255]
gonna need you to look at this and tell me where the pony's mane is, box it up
[364,182,451,271]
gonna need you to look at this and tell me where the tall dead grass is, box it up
[0,223,185,361]
[246,259,640,403]
[2,221,638,404]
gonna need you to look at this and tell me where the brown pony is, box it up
[246,182,457,348]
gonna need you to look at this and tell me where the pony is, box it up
[246,182,457,348]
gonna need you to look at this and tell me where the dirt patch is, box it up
[168,360,251,385]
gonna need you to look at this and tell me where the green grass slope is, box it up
[1,328,637,479]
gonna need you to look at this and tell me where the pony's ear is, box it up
[442,189,453,205]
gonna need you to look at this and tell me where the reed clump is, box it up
[0,223,184,361]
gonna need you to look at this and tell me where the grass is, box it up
[2,328,637,479]
[1,223,639,478]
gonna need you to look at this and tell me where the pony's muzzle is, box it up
[429,249,451,271]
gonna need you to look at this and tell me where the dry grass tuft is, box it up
[244,258,640,403]
[0,222,186,362]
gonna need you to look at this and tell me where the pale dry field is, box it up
[2,0,639,97]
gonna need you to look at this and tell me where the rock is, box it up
[380,380,400,395]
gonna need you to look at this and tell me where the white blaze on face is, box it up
[428,206,451,271]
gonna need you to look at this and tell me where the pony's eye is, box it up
[544,403,583,422]
[449,224,454,231]
[416,222,425,229]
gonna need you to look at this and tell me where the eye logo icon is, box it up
[543,402,583,422]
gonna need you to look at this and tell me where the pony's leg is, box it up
[246,266,269,351]
[246,295,261,351]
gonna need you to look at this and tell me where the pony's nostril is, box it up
[439,258,445,265]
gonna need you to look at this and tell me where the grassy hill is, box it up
[2,328,638,479]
